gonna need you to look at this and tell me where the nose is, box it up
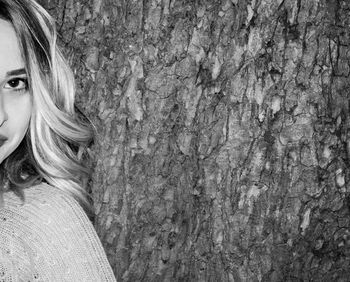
[0,94,8,126]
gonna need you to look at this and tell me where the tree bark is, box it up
[40,0,350,281]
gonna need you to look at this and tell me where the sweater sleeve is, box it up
[0,184,116,282]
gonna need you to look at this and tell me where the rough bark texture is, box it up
[40,0,350,281]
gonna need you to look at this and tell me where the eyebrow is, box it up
[6,68,26,76]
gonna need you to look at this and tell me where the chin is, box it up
[0,144,15,164]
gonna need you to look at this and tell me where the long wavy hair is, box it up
[0,0,94,214]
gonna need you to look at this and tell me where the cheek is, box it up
[8,94,32,135]
[0,94,32,164]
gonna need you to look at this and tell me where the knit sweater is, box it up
[0,183,116,281]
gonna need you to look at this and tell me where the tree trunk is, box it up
[40,0,350,281]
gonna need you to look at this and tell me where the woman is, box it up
[0,0,116,280]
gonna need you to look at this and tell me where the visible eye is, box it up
[4,78,28,92]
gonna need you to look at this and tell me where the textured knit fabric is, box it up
[0,183,116,282]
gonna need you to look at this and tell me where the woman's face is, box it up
[0,19,32,164]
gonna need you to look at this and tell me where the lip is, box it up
[0,136,7,147]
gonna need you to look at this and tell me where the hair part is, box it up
[0,0,95,215]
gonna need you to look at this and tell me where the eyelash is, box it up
[6,78,28,92]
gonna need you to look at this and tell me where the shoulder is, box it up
[1,183,85,236]
[2,183,89,232]
[4,183,83,212]
[0,183,116,281]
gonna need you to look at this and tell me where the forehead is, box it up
[0,19,24,78]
